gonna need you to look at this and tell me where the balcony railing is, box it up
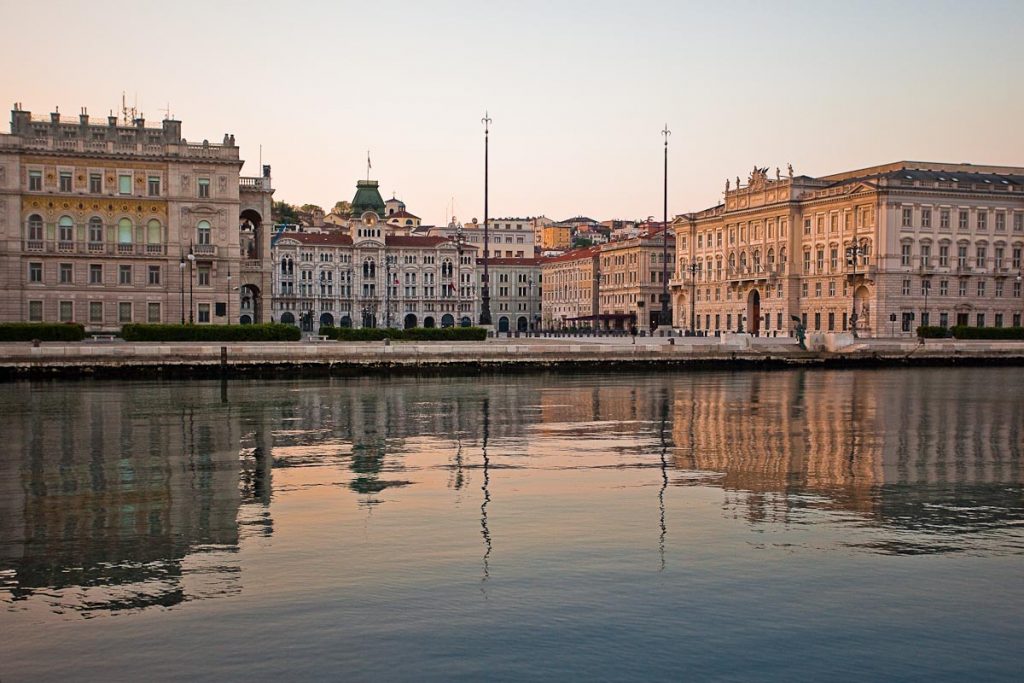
[239,176,272,191]
[193,244,217,256]
[21,240,169,256]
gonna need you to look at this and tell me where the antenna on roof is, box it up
[160,102,172,121]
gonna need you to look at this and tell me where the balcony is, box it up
[724,266,776,284]
[193,244,217,256]
[23,239,44,252]
[918,263,935,275]
[240,176,273,191]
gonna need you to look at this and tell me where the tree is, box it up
[573,237,595,249]
[300,204,323,214]
[272,200,299,224]
[333,200,352,214]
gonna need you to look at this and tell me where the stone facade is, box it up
[0,104,273,329]
[598,227,675,330]
[479,257,542,333]
[271,207,479,330]
[672,162,1024,337]
[540,245,600,328]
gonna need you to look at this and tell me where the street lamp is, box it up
[179,250,186,325]
[528,275,535,337]
[659,124,671,330]
[687,258,700,336]
[226,267,232,325]
[846,238,868,338]
[922,277,931,328]
[187,243,196,324]
[479,111,493,326]
[454,223,466,327]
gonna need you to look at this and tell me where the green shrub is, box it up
[0,322,86,342]
[120,323,301,342]
[321,326,488,342]
[916,325,950,338]
[950,326,1024,340]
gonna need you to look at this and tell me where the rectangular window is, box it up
[147,302,161,323]
[1014,313,1022,327]
[940,209,950,230]
[921,209,931,229]
[830,248,838,271]
[815,282,822,297]
[29,300,43,321]
[977,280,985,296]
[976,245,987,268]
[814,312,821,331]
[118,302,132,323]
[59,171,72,192]
[901,243,912,266]
[1015,213,1023,233]
[29,170,42,191]
[976,313,985,327]
[89,301,103,323]
[921,244,931,266]
[198,178,210,198]
[940,280,948,296]
[198,264,210,286]
[995,313,1003,328]
[119,264,132,285]
[996,280,1004,297]
[198,303,210,323]
[803,218,811,236]
[147,176,160,196]
[89,264,102,284]
[901,207,912,227]
[1014,247,1022,269]
[958,280,967,297]
[995,213,1006,232]
[902,313,913,333]
[59,300,73,322]
[28,262,42,283]
[59,263,73,284]
[977,211,988,231]
[902,279,911,296]
[958,210,969,231]
[816,249,824,272]
[118,174,132,195]
[148,265,161,285]
[939,245,949,267]
[940,312,948,328]
[828,312,835,331]
[957,245,968,269]
[89,173,102,193]
[829,281,836,297]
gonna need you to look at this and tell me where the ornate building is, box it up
[540,245,600,329]
[598,226,674,330]
[271,179,478,330]
[672,162,1024,337]
[479,257,542,333]
[0,104,273,329]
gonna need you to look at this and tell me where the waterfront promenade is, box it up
[2,335,1024,378]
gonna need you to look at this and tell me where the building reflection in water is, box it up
[2,370,1021,619]
[0,384,275,616]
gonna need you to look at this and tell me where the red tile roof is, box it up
[477,257,543,266]
[541,246,602,264]
[277,231,353,246]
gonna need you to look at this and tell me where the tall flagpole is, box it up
[479,112,493,326]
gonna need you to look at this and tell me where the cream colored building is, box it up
[540,245,600,329]
[480,257,542,333]
[598,227,674,330]
[0,104,274,329]
[672,162,1024,337]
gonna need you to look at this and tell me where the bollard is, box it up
[384,337,391,346]
[669,337,676,346]
[32,339,41,348]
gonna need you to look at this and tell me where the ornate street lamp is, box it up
[454,223,466,327]
[187,243,196,324]
[479,111,493,326]
[226,266,232,325]
[179,249,186,325]
[846,238,868,338]
[659,124,671,329]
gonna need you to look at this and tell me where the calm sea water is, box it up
[1,368,1022,682]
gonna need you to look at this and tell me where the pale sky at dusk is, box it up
[4,0,1022,225]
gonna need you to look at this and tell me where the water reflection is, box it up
[1,369,1022,623]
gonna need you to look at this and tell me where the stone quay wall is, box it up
[2,335,1024,380]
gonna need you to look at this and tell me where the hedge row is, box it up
[0,323,86,342]
[950,326,1024,340]
[916,326,951,338]
[320,326,488,342]
[120,323,301,342]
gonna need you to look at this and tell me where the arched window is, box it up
[767,248,775,267]
[88,217,104,244]
[147,219,162,245]
[740,251,748,270]
[58,216,74,243]
[117,218,133,244]
[363,258,376,278]
[780,247,787,265]
[753,249,761,270]
[27,214,44,241]
[728,253,736,271]
[197,220,211,246]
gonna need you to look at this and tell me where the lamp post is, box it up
[479,111,493,326]
[528,275,535,337]
[385,255,392,329]
[226,267,232,325]
[179,250,186,325]
[659,124,671,330]
[187,243,195,324]
[846,237,867,338]
[922,277,931,328]
[454,223,467,327]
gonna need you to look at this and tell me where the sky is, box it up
[3,0,1023,225]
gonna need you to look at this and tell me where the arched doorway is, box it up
[280,311,295,325]
[424,316,435,328]
[441,314,455,328]
[319,312,334,328]
[460,316,471,328]
[340,315,352,329]
[239,314,252,325]
[404,313,417,329]
[498,316,510,333]
[517,316,528,332]
[853,285,870,334]
[239,209,263,260]
[240,284,262,324]
[747,290,761,335]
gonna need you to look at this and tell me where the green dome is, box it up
[351,180,386,218]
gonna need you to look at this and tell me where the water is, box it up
[1,368,1022,681]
